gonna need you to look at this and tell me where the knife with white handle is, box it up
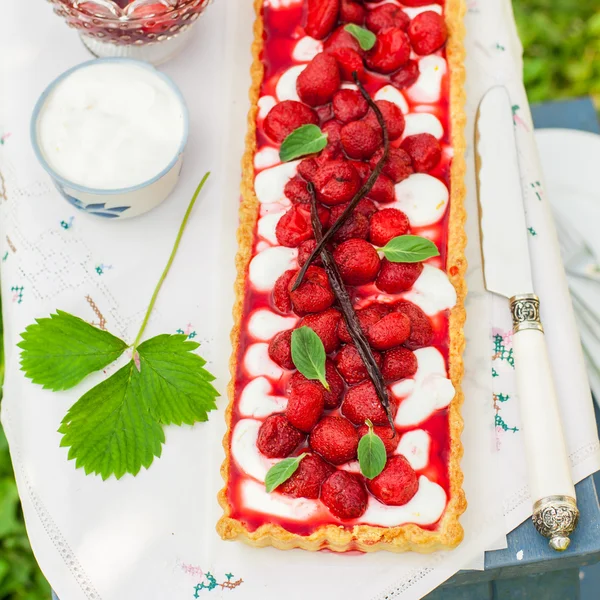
[475,86,579,551]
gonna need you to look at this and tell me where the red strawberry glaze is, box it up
[227,0,456,537]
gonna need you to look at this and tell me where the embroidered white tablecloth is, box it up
[1,1,599,599]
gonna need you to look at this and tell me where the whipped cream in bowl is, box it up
[31,58,188,219]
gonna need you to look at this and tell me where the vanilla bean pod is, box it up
[291,72,390,292]
[307,183,395,433]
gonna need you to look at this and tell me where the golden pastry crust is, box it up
[217,0,468,552]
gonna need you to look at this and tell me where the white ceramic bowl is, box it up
[31,58,189,219]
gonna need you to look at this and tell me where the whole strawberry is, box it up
[339,0,365,25]
[338,303,391,343]
[335,343,382,384]
[312,160,361,205]
[365,28,411,74]
[369,208,410,246]
[370,147,414,183]
[297,53,341,107]
[272,269,295,313]
[286,380,325,432]
[367,312,411,350]
[297,239,324,268]
[394,299,434,349]
[299,308,342,353]
[289,266,336,314]
[279,453,335,499]
[401,133,442,172]
[289,359,345,409]
[366,4,410,33]
[390,60,420,90]
[305,0,339,40]
[333,239,381,285]
[257,414,305,458]
[264,100,318,143]
[341,121,382,160]
[321,471,368,519]
[342,380,397,425]
[408,11,448,56]
[310,416,359,464]
[382,347,418,382]
[366,455,418,506]
[332,89,369,124]
[376,260,424,294]
[364,100,405,140]
[268,329,295,369]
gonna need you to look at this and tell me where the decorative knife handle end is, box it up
[510,293,543,333]
[509,293,579,550]
[532,495,580,551]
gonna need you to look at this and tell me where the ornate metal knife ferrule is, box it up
[510,293,543,333]
[532,495,579,551]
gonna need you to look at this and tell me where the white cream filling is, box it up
[257,210,285,245]
[248,309,298,340]
[256,241,270,253]
[397,429,431,470]
[239,377,288,418]
[248,246,298,291]
[254,146,281,170]
[393,347,455,427]
[292,37,323,62]
[241,479,321,521]
[257,95,277,120]
[392,173,449,227]
[406,56,447,104]
[361,476,446,526]
[232,419,279,482]
[265,0,303,9]
[402,264,457,316]
[374,84,409,115]
[255,160,300,204]
[403,113,444,140]
[276,65,306,102]
[243,343,284,379]
[403,4,443,18]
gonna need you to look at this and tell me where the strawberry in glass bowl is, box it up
[48,0,212,65]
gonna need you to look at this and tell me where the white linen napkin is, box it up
[0,1,598,600]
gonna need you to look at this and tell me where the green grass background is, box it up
[0,2,598,597]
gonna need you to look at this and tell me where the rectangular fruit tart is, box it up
[218,0,467,552]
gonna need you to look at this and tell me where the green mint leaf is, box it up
[279,124,328,162]
[358,419,387,479]
[18,311,128,391]
[137,334,219,425]
[344,24,376,51]
[58,362,165,480]
[379,235,440,263]
[265,453,307,493]
[291,326,329,390]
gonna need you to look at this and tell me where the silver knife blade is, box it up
[475,86,534,298]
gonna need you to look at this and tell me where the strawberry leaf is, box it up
[265,453,307,493]
[344,24,376,51]
[18,311,128,391]
[58,361,164,480]
[57,333,220,480]
[379,235,440,263]
[279,124,328,162]
[358,419,387,479]
[137,334,219,425]
[291,326,329,390]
